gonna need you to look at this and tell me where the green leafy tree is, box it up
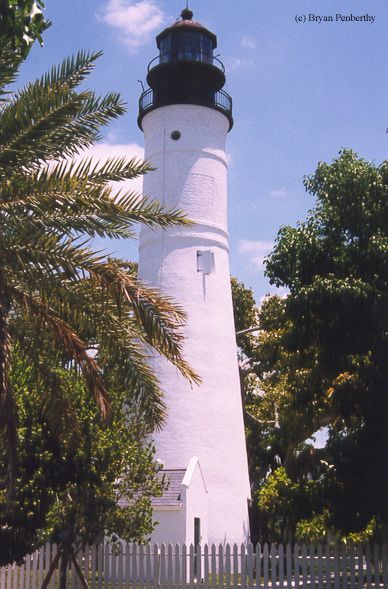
[264,149,388,538]
[233,151,388,542]
[231,277,258,360]
[0,50,198,503]
[232,286,329,543]
[238,289,380,544]
[0,344,164,587]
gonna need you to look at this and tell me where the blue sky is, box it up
[21,0,388,303]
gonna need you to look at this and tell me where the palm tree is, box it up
[0,49,198,498]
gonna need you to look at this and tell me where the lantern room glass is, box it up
[160,31,213,65]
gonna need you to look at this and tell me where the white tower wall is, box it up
[138,104,251,545]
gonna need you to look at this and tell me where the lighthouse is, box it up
[137,7,251,546]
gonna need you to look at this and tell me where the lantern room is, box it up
[138,8,233,130]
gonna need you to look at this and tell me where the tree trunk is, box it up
[59,552,69,589]
[72,554,89,589]
[42,550,61,589]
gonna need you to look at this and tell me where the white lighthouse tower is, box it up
[137,7,251,546]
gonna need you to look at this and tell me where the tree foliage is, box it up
[235,150,388,543]
[0,342,164,582]
[0,49,198,509]
[0,1,49,56]
[265,149,388,538]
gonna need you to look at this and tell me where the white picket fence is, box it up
[1,542,387,589]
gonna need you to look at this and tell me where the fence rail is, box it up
[1,542,387,589]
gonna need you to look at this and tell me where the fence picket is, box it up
[373,544,380,587]
[19,559,25,589]
[103,543,110,589]
[90,545,96,589]
[340,544,347,589]
[278,543,284,588]
[31,550,38,589]
[293,544,300,589]
[240,544,246,589]
[224,544,230,589]
[174,544,181,587]
[211,545,217,589]
[189,544,195,589]
[196,544,202,584]
[246,543,254,589]
[117,542,123,589]
[203,544,209,589]
[12,563,17,589]
[5,566,10,589]
[232,544,238,589]
[309,544,316,589]
[218,544,224,588]
[167,543,173,589]
[333,544,340,589]
[54,545,60,589]
[365,544,372,588]
[146,544,152,589]
[181,544,187,588]
[152,544,159,589]
[111,543,117,587]
[159,544,165,586]
[382,544,388,589]
[301,544,308,588]
[97,543,103,589]
[349,544,356,589]
[38,546,44,589]
[83,544,89,588]
[263,544,269,589]
[325,543,331,589]
[270,544,277,589]
[317,543,323,589]
[285,544,292,589]
[25,552,31,589]
[138,544,145,589]
[0,540,384,589]
[356,544,364,589]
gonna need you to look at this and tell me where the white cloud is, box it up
[241,36,256,49]
[226,57,253,72]
[270,189,288,198]
[238,239,274,269]
[98,0,165,53]
[75,142,146,194]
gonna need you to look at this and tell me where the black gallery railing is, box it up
[147,54,225,73]
[138,87,233,128]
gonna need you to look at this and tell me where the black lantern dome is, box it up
[138,8,233,130]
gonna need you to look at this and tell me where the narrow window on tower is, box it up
[197,250,214,275]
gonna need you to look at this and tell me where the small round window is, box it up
[170,130,181,140]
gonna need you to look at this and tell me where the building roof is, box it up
[156,9,217,48]
[152,469,186,508]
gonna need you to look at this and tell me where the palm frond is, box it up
[1,171,190,240]
[0,90,93,170]
[86,156,154,184]
[39,51,103,91]
[9,286,111,422]
[0,91,126,173]
[0,47,196,452]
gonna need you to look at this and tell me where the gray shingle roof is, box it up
[152,469,185,508]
